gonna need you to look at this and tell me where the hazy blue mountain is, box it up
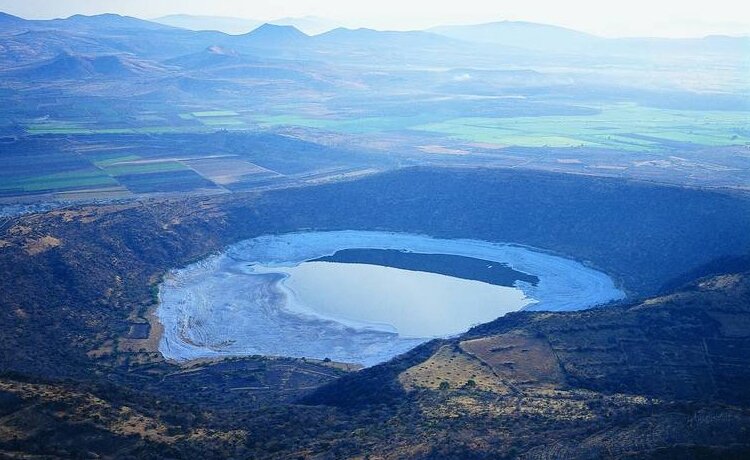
[154,14,339,36]
[42,13,177,32]
[237,23,310,47]
[164,45,253,70]
[13,51,100,80]
[154,14,263,35]
[430,21,602,52]
[303,27,535,67]
[311,27,475,61]
[0,11,27,29]
[1,15,228,62]
[431,20,750,58]
[315,27,458,47]
[10,13,742,71]
[0,29,126,66]
[271,16,340,35]
[162,44,341,93]
[5,51,169,80]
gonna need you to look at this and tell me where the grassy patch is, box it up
[103,161,188,176]
[192,110,240,118]
[256,114,439,134]
[0,169,119,193]
[92,155,142,168]
[198,118,246,127]
[26,125,215,136]
[116,170,217,193]
[411,103,750,151]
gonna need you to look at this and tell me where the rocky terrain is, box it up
[0,167,748,457]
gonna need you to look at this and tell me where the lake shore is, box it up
[157,231,625,366]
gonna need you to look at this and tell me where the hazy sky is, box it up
[1,0,748,37]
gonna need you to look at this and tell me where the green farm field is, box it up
[101,161,189,176]
[411,104,750,151]
[255,113,441,134]
[0,169,119,194]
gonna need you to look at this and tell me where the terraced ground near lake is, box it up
[1,166,750,458]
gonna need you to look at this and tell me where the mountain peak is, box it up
[430,20,601,52]
[245,23,308,40]
[8,52,166,80]
[0,11,27,25]
[55,13,173,31]
[0,11,24,20]
[165,45,255,70]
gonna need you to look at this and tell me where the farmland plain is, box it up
[1,18,748,207]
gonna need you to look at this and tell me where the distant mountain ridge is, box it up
[154,14,339,35]
[153,14,262,35]
[0,10,746,84]
[270,16,340,35]
[164,45,258,70]
[45,13,176,31]
[315,27,460,48]
[0,12,176,33]
[0,11,26,26]
[237,23,309,49]
[4,51,168,79]
[430,20,750,55]
[1,11,745,60]
[431,21,603,52]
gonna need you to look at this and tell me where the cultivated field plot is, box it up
[0,132,387,201]
[0,168,121,196]
[20,105,252,137]
[399,344,511,393]
[4,93,747,202]
[255,113,441,134]
[180,110,249,129]
[25,121,215,136]
[0,139,123,197]
[254,102,749,153]
[460,331,566,386]
[412,103,750,151]
[115,170,218,194]
[182,157,280,185]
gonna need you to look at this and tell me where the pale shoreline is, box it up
[156,231,626,366]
